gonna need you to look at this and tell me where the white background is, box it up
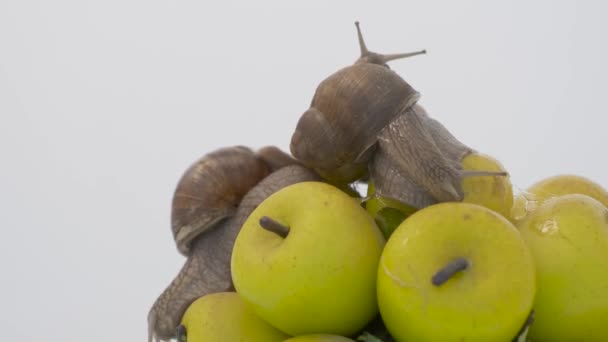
[1,1,607,341]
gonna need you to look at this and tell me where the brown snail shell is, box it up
[148,165,320,341]
[171,146,270,256]
[172,145,299,256]
[290,22,424,184]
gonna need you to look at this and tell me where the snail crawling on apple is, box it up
[147,22,608,342]
[147,146,319,341]
[290,22,508,207]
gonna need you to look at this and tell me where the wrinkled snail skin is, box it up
[237,165,320,212]
[148,165,320,342]
[171,146,271,256]
[148,217,236,341]
[414,105,472,163]
[370,147,437,209]
[375,105,470,203]
[371,103,499,208]
[370,104,474,208]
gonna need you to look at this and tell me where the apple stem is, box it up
[259,216,290,238]
[431,257,469,286]
[176,324,186,342]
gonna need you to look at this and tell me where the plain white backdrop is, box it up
[1,1,607,340]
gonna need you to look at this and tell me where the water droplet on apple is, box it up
[535,219,559,235]
[525,200,538,213]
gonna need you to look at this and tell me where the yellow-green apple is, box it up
[518,194,608,341]
[377,202,535,342]
[231,181,385,336]
[365,181,416,238]
[366,181,417,219]
[460,152,513,218]
[366,152,512,239]
[177,292,289,342]
[511,174,608,222]
[283,334,355,342]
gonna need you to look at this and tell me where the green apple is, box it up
[283,334,355,342]
[178,292,289,342]
[377,202,535,342]
[231,181,385,336]
[461,152,513,219]
[511,174,608,222]
[518,194,608,341]
[366,152,512,239]
[365,181,416,238]
[365,181,417,219]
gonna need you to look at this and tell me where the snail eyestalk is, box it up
[355,21,369,55]
[354,21,427,66]
[259,216,290,238]
[432,257,469,286]
[381,50,427,63]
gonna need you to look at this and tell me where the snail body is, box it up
[373,104,471,204]
[370,104,474,208]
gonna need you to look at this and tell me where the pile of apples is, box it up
[178,170,608,342]
[153,23,608,342]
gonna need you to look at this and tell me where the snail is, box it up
[147,145,317,341]
[291,22,503,208]
[171,146,270,256]
[290,21,425,185]
[171,145,300,256]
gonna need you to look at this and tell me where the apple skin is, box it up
[377,202,535,342]
[365,181,416,238]
[511,174,608,222]
[179,292,289,342]
[366,181,417,219]
[461,152,513,219]
[231,181,385,336]
[518,194,608,341]
[283,334,355,342]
